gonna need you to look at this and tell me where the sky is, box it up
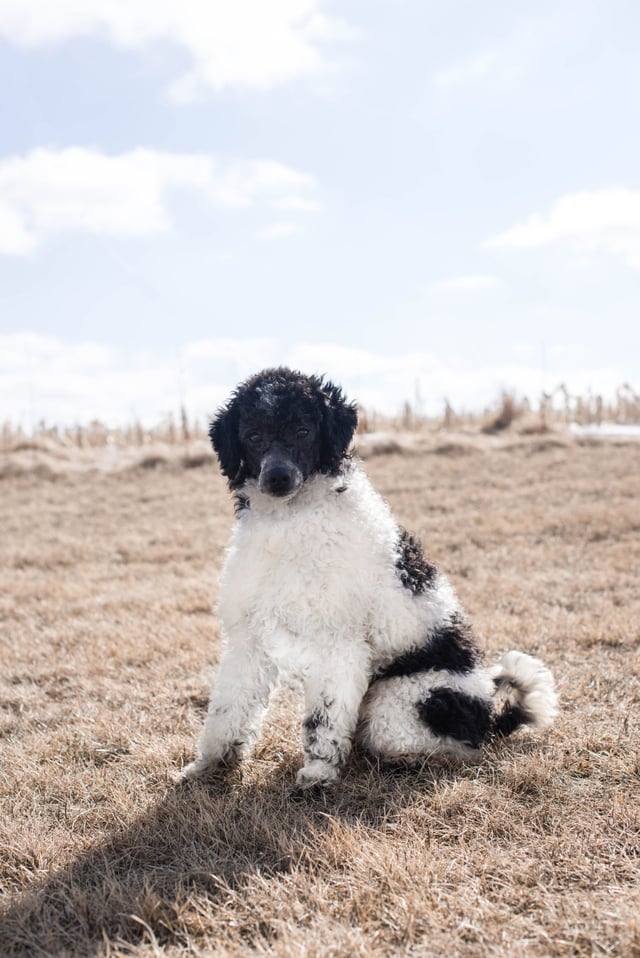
[1,0,639,428]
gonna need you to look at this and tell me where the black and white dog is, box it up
[181,368,558,790]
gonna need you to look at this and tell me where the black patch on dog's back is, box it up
[417,687,492,749]
[395,528,438,595]
[374,613,480,681]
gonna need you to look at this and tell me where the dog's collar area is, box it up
[233,470,351,515]
[234,493,250,513]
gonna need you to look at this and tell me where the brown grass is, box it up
[1,436,639,956]
[482,393,522,434]
[3,382,639,455]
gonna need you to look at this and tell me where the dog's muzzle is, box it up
[258,459,303,498]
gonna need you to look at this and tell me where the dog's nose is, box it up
[262,464,295,496]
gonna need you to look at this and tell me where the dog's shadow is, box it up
[1,754,456,956]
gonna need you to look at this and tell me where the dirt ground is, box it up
[1,433,639,956]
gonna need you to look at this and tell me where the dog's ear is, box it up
[209,399,242,485]
[318,378,358,472]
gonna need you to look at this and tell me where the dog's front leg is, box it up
[297,643,370,791]
[180,630,276,780]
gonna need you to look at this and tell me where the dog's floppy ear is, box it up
[318,378,358,472]
[209,398,242,485]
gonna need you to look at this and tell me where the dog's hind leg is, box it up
[358,654,557,762]
[357,669,497,761]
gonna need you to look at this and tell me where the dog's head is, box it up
[209,368,358,497]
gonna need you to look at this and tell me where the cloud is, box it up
[486,189,640,270]
[0,332,115,372]
[432,13,569,99]
[432,26,536,97]
[256,221,300,240]
[433,274,501,291]
[3,332,633,430]
[0,148,318,254]
[211,161,316,209]
[433,51,496,93]
[180,337,277,371]
[0,0,351,98]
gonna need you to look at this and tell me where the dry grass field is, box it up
[1,432,639,957]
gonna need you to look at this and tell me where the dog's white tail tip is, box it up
[489,650,559,730]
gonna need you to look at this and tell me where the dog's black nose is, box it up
[262,464,296,496]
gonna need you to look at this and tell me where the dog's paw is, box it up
[174,743,246,784]
[173,757,215,783]
[295,760,340,792]
[173,754,233,783]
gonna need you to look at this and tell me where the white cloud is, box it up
[434,51,496,93]
[275,196,322,213]
[181,337,275,365]
[211,161,316,209]
[0,148,318,254]
[256,221,300,240]
[432,15,564,99]
[510,343,537,359]
[486,189,640,270]
[0,0,351,98]
[434,273,501,291]
[0,332,115,372]
[4,333,631,430]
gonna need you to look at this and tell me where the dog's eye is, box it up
[297,428,310,439]
[247,432,261,444]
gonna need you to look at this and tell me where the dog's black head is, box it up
[209,367,358,497]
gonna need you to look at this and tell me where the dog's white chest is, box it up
[223,510,359,631]
[216,470,423,674]
[219,478,390,642]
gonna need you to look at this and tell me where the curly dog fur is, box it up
[181,368,558,790]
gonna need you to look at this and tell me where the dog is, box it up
[181,368,558,790]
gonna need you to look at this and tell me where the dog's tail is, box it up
[488,650,558,738]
